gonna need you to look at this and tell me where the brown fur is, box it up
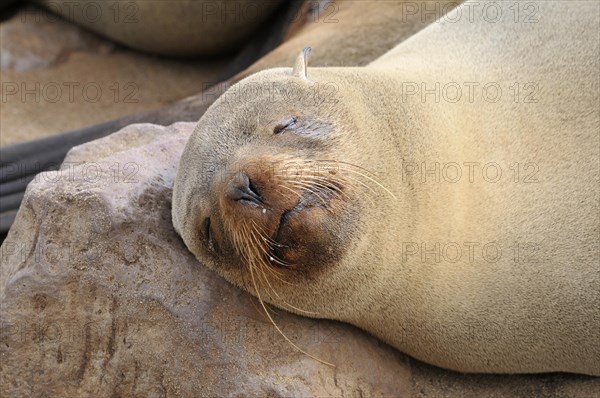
[173,1,599,375]
[37,0,283,56]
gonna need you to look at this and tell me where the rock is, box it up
[1,122,597,396]
[0,122,412,396]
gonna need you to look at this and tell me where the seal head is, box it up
[172,48,379,291]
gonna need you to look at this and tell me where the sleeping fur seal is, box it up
[173,0,600,375]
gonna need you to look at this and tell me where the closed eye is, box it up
[273,116,297,135]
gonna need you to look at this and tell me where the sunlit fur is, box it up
[174,1,599,375]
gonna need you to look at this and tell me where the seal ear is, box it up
[292,47,311,80]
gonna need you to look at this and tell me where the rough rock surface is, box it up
[1,123,598,396]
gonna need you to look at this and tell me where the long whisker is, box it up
[284,302,321,315]
[247,258,335,367]
[304,159,380,178]
[296,159,396,200]
[243,223,289,311]
[237,223,270,316]
[327,167,396,200]
[287,167,376,206]
[276,184,303,199]
[286,180,328,206]
[247,223,320,316]
[287,176,348,202]
[282,162,378,197]
[247,222,285,278]
[249,222,291,285]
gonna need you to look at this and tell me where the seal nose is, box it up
[225,172,262,205]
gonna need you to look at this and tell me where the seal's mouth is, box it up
[273,206,298,243]
[202,216,217,254]
[272,189,333,246]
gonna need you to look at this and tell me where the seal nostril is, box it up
[226,172,263,205]
[248,179,260,197]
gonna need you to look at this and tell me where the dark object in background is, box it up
[36,0,284,57]
[0,0,307,237]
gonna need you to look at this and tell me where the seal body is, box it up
[39,0,283,56]
[173,0,600,375]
